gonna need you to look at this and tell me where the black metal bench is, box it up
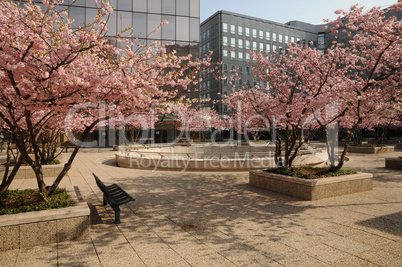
[93,173,135,223]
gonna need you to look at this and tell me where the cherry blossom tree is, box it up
[0,0,204,195]
[227,2,401,170]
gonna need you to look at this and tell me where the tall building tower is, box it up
[200,11,320,115]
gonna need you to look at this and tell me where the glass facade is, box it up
[31,0,200,55]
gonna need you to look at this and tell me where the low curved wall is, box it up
[115,144,325,172]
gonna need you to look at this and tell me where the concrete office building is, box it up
[200,11,322,114]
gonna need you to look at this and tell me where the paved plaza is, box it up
[1,146,401,266]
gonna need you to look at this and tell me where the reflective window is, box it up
[245,40,250,49]
[252,41,257,51]
[238,52,243,60]
[246,53,250,61]
[118,0,132,11]
[266,44,270,52]
[148,14,162,39]
[231,25,235,34]
[297,38,300,42]
[252,29,257,38]
[285,35,289,42]
[223,50,228,58]
[107,9,117,36]
[162,15,175,40]
[190,18,199,42]
[238,26,243,35]
[259,30,263,39]
[291,36,295,43]
[245,27,250,37]
[231,38,235,47]
[133,12,147,38]
[176,0,189,16]
[117,11,132,35]
[69,7,85,28]
[133,0,147,12]
[148,0,161,13]
[86,8,98,26]
[273,45,277,50]
[162,0,176,15]
[279,34,283,42]
[273,33,277,41]
[259,43,263,51]
[238,39,243,48]
[86,0,97,8]
[190,0,200,17]
[206,29,210,38]
[176,16,189,41]
[223,23,228,33]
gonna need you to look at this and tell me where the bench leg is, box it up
[103,194,108,206]
[115,211,120,224]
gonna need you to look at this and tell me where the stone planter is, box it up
[385,158,402,170]
[0,163,65,179]
[249,170,373,201]
[0,186,90,251]
[347,146,394,154]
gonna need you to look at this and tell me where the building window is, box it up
[266,32,270,40]
[266,44,270,52]
[252,29,257,38]
[176,0,189,16]
[206,29,210,39]
[238,39,243,48]
[231,37,236,47]
[246,79,250,86]
[246,66,250,74]
[291,36,295,43]
[223,36,228,46]
[246,53,250,61]
[223,23,228,33]
[176,16,189,41]
[239,79,243,85]
[273,33,277,41]
[279,34,283,42]
[238,26,243,35]
[223,50,228,57]
[252,41,257,51]
[318,33,325,51]
[162,0,175,15]
[259,30,263,39]
[231,25,235,34]
[246,40,250,49]
[245,27,250,37]
[231,64,236,70]
[239,65,243,72]
[223,63,228,71]
[285,35,289,42]
[238,52,243,60]
[231,51,235,59]
[259,43,263,51]
[273,45,277,51]
[297,37,300,42]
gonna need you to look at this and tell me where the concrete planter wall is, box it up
[249,170,373,201]
[347,146,394,154]
[385,158,402,170]
[0,186,90,251]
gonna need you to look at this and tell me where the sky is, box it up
[200,0,398,25]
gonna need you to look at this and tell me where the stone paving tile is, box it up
[14,244,58,267]
[357,249,402,267]
[332,255,379,266]
[57,240,101,266]
[0,248,18,266]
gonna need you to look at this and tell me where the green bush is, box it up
[264,167,357,179]
[0,188,75,215]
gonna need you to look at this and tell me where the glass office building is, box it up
[30,0,200,56]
